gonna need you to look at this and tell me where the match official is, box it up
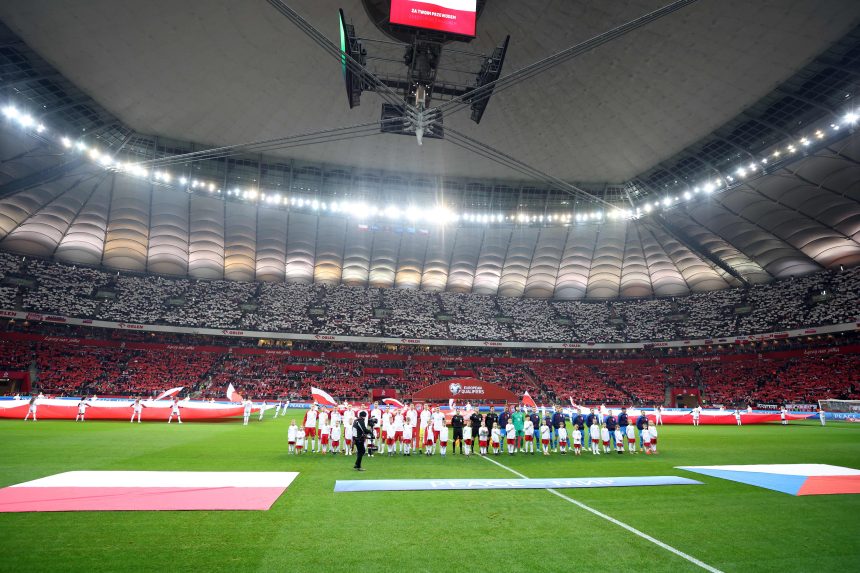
[451,409,465,454]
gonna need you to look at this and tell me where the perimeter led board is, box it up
[390,0,477,37]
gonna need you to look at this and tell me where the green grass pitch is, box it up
[1,413,858,572]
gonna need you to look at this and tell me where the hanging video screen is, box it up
[389,0,477,37]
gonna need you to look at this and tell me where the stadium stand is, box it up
[0,251,857,342]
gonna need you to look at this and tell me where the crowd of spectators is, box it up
[0,251,857,343]
[5,329,858,405]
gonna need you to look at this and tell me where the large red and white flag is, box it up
[0,471,298,512]
[383,398,405,409]
[226,383,243,403]
[311,386,337,407]
[522,391,537,409]
[153,387,184,401]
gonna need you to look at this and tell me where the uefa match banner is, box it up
[411,378,518,402]
[390,0,477,36]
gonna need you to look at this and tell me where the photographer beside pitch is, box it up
[352,411,371,471]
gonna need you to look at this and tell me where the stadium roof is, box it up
[1,0,858,184]
[0,1,859,298]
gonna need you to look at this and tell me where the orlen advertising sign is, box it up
[390,0,477,37]
[411,378,518,402]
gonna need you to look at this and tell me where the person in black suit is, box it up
[352,412,370,471]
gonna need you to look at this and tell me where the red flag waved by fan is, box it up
[383,398,405,409]
[226,383,243,403]
[522,391,537,409]
[311,386,337,407]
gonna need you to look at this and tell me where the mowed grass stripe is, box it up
[480,453,723,573]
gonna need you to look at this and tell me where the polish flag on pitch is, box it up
[383,398,405,408]
[0,471,298,512]
[522,392,537,409]
[226,383,243,403]
[153,386,184,401]
[311,386,337,407]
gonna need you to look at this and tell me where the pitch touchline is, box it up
[479,455,723,573]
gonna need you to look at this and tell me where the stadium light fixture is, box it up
[61,137,72,148]
[843,112,858,124]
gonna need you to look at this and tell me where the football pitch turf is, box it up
[1,414,858,572]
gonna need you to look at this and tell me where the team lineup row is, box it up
[282,403,660,456]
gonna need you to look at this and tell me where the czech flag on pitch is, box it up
[383,398,405,408]
[311,386,337,407]
[522,392,537,409]
[153,386,184,401]
[226,383,243,403]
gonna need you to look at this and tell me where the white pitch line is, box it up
[480,455,723,573]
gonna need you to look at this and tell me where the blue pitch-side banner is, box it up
[334,476,702,492]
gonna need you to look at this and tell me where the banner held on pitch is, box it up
[334,476,702,492]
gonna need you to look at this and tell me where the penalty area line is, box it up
[479,455,723,573]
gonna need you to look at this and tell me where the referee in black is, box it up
[451,409,465,454]
[352,411,369,471]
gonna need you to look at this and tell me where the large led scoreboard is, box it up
[389,0,477,37]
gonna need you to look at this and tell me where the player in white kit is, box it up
[406,405,418,449]
[304,406,318,452]
[167,397,183,424]
[393,411,405,453]
[654,405,663,425]
[649,423,659,453]
[24,396,38,421]
[287,420,298,453]
[478,424,489,456]
[258,401,267,421]
[642,424,654,454]
[523,419,535,454]
[344,423,354,454]
[319,422,331,454]
[243,399,253,426]
[330,424,341,454]
[819,407,826,426]
[539,422,550,455]
[295,427,305,454]
[600,424,611,453]
[626,423,637,453]
[130,398,145,423]
[589,422,600,454]
[505,422,517,455]
[432,409,445,454]
[423,419,435,455]
[75,397,91,422]
[462,425,472,456]
[402,423,413,456]
[438,424,449,457]
[614,428,624,454]
[734,409,742,426]
[371,403,384,447]
[558,425,569,454]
